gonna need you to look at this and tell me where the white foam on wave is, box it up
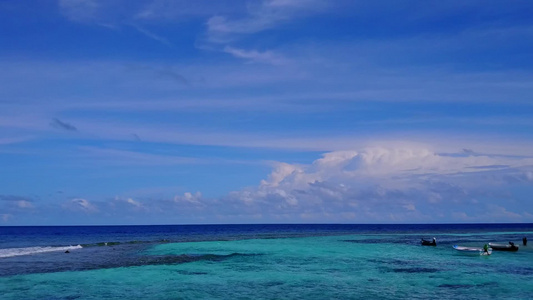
[0,245,83,258]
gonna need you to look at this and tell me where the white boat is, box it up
[453,245,492,255]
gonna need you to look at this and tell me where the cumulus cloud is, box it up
[105,197,150,213]
[0,195,35,210]
[257,147,532,189]
[126,198,142,208]
[174,192,203,206]
[3,144,527,225]
[5,145,530,225]
[16,200,34,209]
[1,214,12,223]
[63,198,98,213]
[226,146,533,223]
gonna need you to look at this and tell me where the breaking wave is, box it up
[0,245,83,258]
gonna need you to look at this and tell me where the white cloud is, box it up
[130,25,172,46]
[403,203,416,211]
[0,196,36,213]
[260,147,533,186]
[174,192,204,207]
[525,171,533,181]
[1,214,12,223]
[206,0,327,42]
[104,197,150,214]
[63,198,99,213]
[260,162,304,187]
[16,200,34,209]
[126,198,143,208]
[224,46,288,65]
[135,0,241,20]
[227,145,533,222]
[5,144,527,224]
[58,0,100,22]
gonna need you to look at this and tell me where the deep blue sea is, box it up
[1,224,532,299]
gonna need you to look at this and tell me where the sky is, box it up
[1,0,533,225]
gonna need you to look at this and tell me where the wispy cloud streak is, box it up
[223,46,288,65]
[206,0,328,42]
[130,24,172,46]
[50,118,77,131]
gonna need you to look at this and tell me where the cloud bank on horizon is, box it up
[1,0,532,225]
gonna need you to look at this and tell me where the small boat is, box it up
[453,245,492,256]
[421,238,436,246]
[488,242,519,252]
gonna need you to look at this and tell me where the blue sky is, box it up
[1,0,533,225]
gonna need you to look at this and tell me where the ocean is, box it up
[1,224,532,299]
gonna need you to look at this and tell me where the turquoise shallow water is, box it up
[0,224,533,299]
[1,225,532,299]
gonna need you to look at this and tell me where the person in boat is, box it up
[509,241,515,246]
[483,244,489,254]
[421,237,436,246]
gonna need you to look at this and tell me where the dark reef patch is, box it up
[392,267,440,273]
[438,282,498,289]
